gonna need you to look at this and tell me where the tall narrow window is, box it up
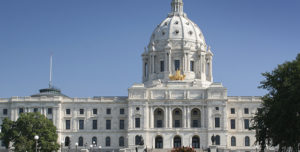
[173,136,181,148]
[79,120,84,130]
[192,136,200,148]
[120,120,125,129]
[155,136,163,149]
[66,120,70,130]
[231,119,236,129]
[244,119,250,129]
[92,137,97,146]
[215,117,220,128]
[215,135,220,145]
[80,109,84,115]
[93,120,97,130]
[34,108,38,112]
[78,137,83,146]
[106,120,111,130]
[230,108,235,114]
[135,135,142,145]
[106,137,111,147]
[160,61,164,72]
[144,63,148,77]
[66,109,71,115]
[245,136,250,146]
[3,109,7,115]
[135,118,140,128]
[48,108,52,114]
[65,137,70,147]
[190,61,194,71]
[231,136,236,146]
[119,137,125,147]
[244,108,249,114]
[174,60,180,70]
[106,108,111,115]
[93,109,97,115]
[19,108,24,114]
[120,108,125,115]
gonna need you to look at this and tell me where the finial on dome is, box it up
[171,0,184,14]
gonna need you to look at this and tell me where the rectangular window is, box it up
[93,109,97,115]
[106,120,111,130]
[93,120,97,130]
[79,120,84,130]
[244,108,249,114]
[80,109,84,115]
[175,120,180,128]
[160,61,164,72]
[120,120,124,129]
[215,117,220,128]
[34,108,38,112]
[231,119,236,129]
[244,119,250,129]
[48,108,52,114]
[3,109,7,115]
[135,118,140,128]
[230,108,235,114]
[19,108,24,114]
[66,109,71,115]
[120,108,125,115]
[157,120,163,128]
[66,120,70,130]
[190,61,194,71]
[192,120,198,127]
[215,107,219,111]
[144,63,148,77]
[106,108,111,115]
[174,60,180,70]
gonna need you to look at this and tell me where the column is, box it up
[183,106,186,128]
[182,54,185,72]
[187,106,191,128]
[169,107,173,128]
[150,106,154,128]
[151,54,155,74]
[168,52,172,72]
[129,107,132,129]
[164,106,168,128]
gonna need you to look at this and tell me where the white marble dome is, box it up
[149,14,206,48]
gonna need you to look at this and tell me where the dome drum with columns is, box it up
[142,0,213,87]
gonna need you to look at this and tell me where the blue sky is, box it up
[0,0,299,98]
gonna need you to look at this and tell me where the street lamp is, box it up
[75,142,78,152]
[34,135,39,152]
[61,140,65,152]
[89,145,93,152]
[99,146,102,152]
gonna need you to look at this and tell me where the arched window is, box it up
[119,136,124,147]
[173,136,181,148]
[78,137,83,147]
[245,136,250,146]
[191,108,201,128]
[106,137,110,147]
[65,136,70,147]
[231,136,236,146]
[154,108,164,128]
[172,108,182,128]
[215,135,220,145]
[135,135,142,145]
[155,136,163,149]
[92,137,97,146]
[192,136,200,148]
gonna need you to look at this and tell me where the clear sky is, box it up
[0,0,299,98]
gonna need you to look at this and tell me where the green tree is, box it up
[251,54,300,152]
[0,112,60,152]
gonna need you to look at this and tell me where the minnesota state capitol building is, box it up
[0,0,263,152]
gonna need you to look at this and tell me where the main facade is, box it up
[0,0,262,152]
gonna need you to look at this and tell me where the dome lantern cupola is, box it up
[171,0,184,15]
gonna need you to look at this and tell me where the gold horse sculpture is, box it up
[169,70,186,80]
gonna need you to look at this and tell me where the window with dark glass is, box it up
[80,109,84,115]
[157,120,163,128]
[78,137,83,146]
[244,119,250,129]
[192,120,198,128]
[215,107,219,111]
[135,118,140,128]
[135,135,142,145]
[66,120,70,130]
[93,120,97,130]
[65,137,70,147]
[48,108,52,114]
[215,135,220,145]
[155,136,163,149]
[106,120,111,130]
[244,108,249,114]
[231,136,236,146]
[34,108,38,112]
[92,137,97,146]
[66,109,71,115]
[175,120,180,128]
[174,60,180,70]
[231,119,236,129]
[3,109,7,115]
[79,120,84,130]
[106,108,111,114]
[120,120,125,129]
[106,137,111,147]
[174,136,181,148]
[230,108,235,114]
[215,117,220,128]
[245,136,250,146]
[192,136,200,148]
[160,61,164,72]
[93,109,97,115]
[119,137,125,147]
[144,63,148,77]
[120,108,125,115]
[190,61,194,71]
[19,108,24,114]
